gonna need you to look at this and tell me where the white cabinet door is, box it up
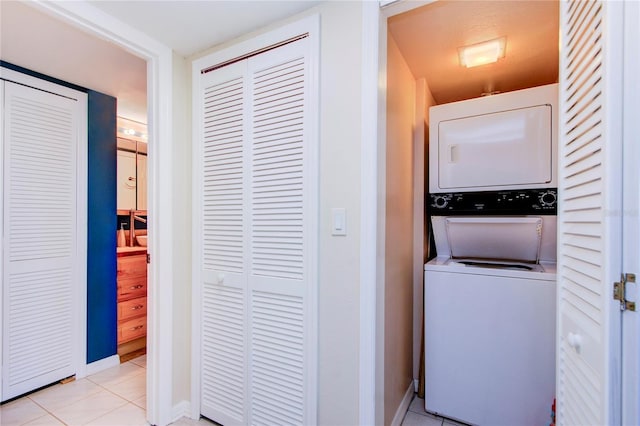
[117,150,136,210]
[556,1,624,424]
[1,78,86,401]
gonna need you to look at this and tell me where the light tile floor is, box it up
[3,360,465,426]
[1,356,149,426]
[1,354,218,426]
[401,395,469,426]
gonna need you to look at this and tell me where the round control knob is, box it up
[433,196,448,209]
[539,191,557,207]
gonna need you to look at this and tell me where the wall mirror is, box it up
[116,117,147,211]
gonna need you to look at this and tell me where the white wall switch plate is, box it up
[332,208,347,236]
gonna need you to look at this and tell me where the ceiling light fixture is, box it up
[458,37,507,68]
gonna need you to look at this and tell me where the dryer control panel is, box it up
[429,188,557,216]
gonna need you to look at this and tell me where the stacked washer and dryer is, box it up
[424,84,558,425]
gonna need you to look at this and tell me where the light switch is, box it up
[332,208,347,236]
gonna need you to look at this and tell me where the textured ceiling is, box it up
[88,0,321,57]
[388,0,559,104]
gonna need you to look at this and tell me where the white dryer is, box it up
[424,193,557,426]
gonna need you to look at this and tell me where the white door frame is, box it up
[622,1,640,424]
[359,3,382,425]
[360,2,435,424]
[28,2,174,425]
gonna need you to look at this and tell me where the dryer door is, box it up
[438,105,552,190]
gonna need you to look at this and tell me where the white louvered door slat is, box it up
[247,41,310,426]
[557,1,623,424]
[198,29,317,426]
[2,81,79,401]
[200,62,248,426]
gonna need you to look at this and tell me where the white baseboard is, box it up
[391,382,415,426]
[85,355,120,376]
[172,400,192,422]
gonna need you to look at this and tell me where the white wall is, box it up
[188,2,364,423]
[316,3,363,424]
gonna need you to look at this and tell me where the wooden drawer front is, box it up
[118,297,147,321]
[117,255,147,280]
[118,316,146,344]
[118,277,147,301]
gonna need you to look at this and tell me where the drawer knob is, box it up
[130,285,144,290]
[217,273,225,284]
[132,305,144,310]
[131,325,144,331]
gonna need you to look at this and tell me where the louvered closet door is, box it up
[200,61,249,426]
[557,1,624,424]
[246,40,312,426]
[2,81,80,400]
[199,35,316,426]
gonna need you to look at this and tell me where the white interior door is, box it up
[1,77,86,401]
[200,60,248,426]
[246,40,314,426]
[556,1,624,424]
[197,34,318,425]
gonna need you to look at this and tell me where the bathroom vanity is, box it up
[116,247,147,355]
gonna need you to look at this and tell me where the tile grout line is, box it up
[46,361,145,425]
[82,361,146,424]
[26,394,69,426]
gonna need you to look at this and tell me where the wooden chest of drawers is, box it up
[116,252,147,345]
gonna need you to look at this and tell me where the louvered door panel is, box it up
[248,40,310,426]
[2,81,78,400]
[200,62,248,426]
[250,54,305,281]
[201,285,245,424]
[557,1,623,424]
[202,64,246,275]
[250,291,304,426]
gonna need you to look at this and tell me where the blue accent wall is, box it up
[87,91,118,362]
[2,61,118,364]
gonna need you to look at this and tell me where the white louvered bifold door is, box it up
[2,81,81,401]
[200,62,249,426]
[557,1,624,425]
[247,41,312,426]
[198,34,317,426]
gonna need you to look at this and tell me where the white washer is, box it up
[424,217,556,426]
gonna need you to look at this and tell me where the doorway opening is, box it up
[0,1,174,424]
[381,0,559,424]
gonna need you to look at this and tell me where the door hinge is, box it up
[146,253,151,264]
[614,273,636,311]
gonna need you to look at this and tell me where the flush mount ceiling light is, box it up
[458,37,507,68]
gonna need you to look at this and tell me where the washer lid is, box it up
[444,216,543,263]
